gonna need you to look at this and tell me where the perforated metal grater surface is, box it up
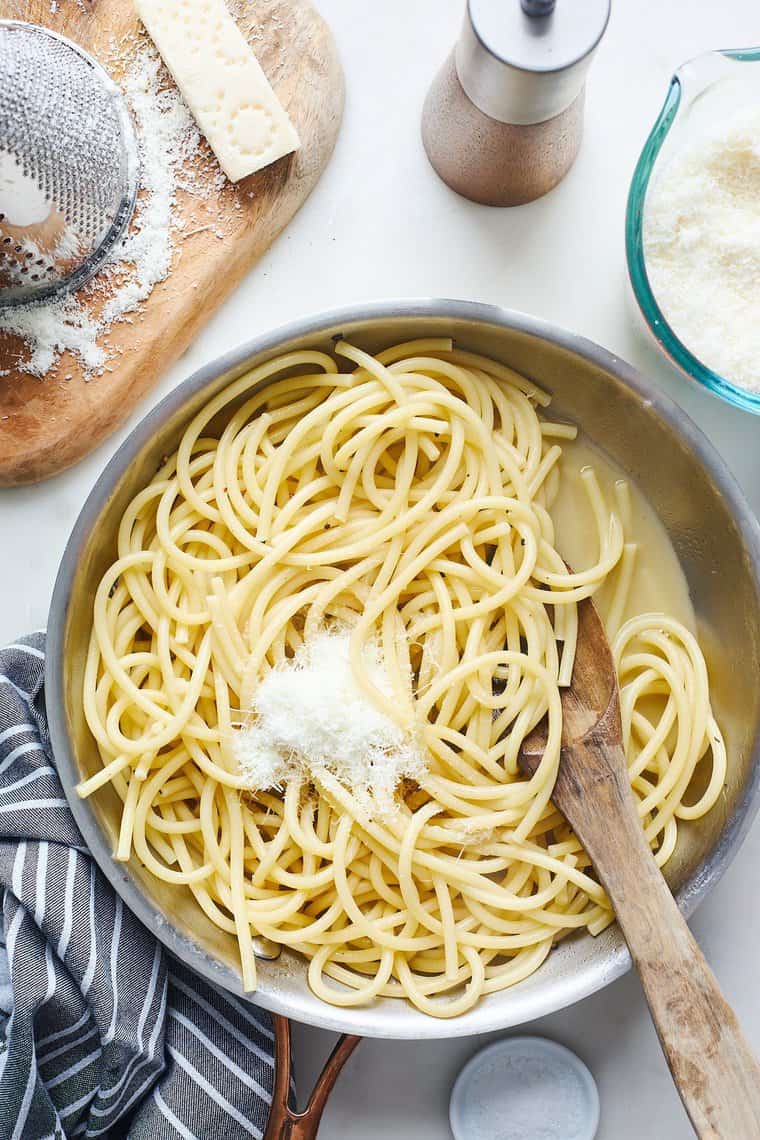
[0,20,139,309]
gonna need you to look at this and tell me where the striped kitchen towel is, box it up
[0,633,280,1140]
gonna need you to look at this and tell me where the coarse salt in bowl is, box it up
[449,1036,599,1140]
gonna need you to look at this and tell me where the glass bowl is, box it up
[626,47,760,415]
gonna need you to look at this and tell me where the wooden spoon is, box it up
[520,594,760,1139]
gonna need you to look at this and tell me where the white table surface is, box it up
[3,1,760,1136]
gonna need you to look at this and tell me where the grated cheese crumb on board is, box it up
[233,629,426,817]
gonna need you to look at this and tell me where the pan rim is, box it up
[46,297,760,1039]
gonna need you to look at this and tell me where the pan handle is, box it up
[264,1014,362,1140]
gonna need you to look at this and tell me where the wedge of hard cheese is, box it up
[134,0,300,182]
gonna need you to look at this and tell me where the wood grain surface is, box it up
[522,596,760,1139]
[0,0,343,485]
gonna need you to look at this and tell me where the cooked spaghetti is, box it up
[80,339,726,1017]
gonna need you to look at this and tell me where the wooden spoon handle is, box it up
[264,1014,362,1140]
[561,738,760,1138]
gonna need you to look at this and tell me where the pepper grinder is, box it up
[422,0,610,206]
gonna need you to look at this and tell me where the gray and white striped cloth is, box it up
[0,634,280,1139]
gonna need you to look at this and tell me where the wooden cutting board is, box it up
[0,0,343,485]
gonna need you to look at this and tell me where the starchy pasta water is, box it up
[79,339,726,1016]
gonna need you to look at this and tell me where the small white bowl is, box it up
[449,1035,600,1140]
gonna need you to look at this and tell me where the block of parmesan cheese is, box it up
[134,0,300,182]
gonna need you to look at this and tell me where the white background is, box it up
[3,1,760,1136]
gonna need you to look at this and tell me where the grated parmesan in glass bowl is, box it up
[626,46,760,415]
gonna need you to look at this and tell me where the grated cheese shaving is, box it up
[233,629,426,817]
[643,108,760,393]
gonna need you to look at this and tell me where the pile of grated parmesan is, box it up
[233,629,426,817]
[0,40,217,377]
[643,108,760,393]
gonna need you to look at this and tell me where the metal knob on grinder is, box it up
[421,0,610,206]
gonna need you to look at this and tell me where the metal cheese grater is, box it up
[0,20,139,309]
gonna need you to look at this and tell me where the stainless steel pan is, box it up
[47,300,760,1052]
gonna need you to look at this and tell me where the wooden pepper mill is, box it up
[422,0,610,206]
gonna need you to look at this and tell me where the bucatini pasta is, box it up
[79,339,726,1017]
